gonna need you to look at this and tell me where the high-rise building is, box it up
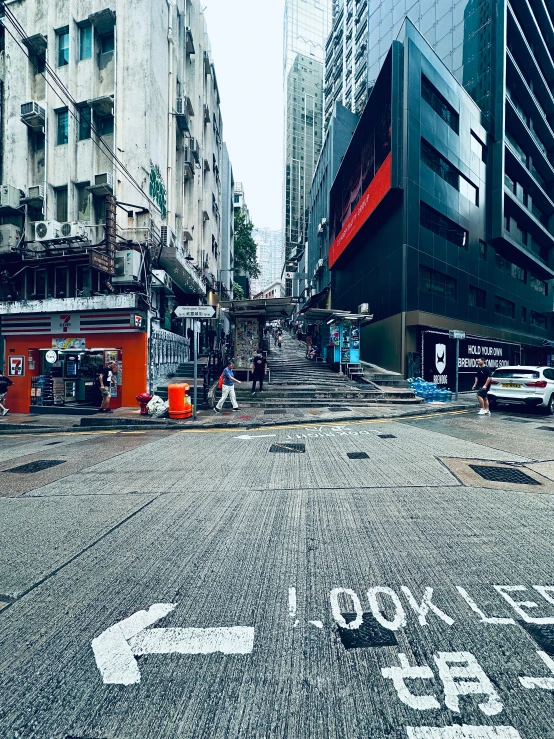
[233,182,250,224]
[283,0,332,297]
[324,0,370,122]
[251,228,285,297]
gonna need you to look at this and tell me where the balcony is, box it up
[159,243,206,295]
[0,293,140,316]
[185,27,195,55]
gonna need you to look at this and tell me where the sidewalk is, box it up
[0,397,478,434]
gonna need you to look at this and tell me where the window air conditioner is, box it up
[21,184,45,207]
[160,225,179,249]
[189,137,200,161]
[35,220,62,242]
[0,184,22,209]
[112,249,143,283]
[86,172,113,195]
[0,224,22,251]
[20,101,46,129]
[60,222,89,241]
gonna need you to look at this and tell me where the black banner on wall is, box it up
[421,331,521,392]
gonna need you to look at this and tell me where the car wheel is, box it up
[546,394,554,415]
[488,397,498,411]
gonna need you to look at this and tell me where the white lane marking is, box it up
[519,650,554,690]
[381,653,440,710]
[367,586,407,631]
[406,727,522,738]
[434,652,503,716]
[330,588,363,630]
[288,586,299,628]
[309,620,323,629]
[91,603,254,685]
[401,586,455,627]
[233,434,277,440]
[456,587,516,625]
[494,585,554,624]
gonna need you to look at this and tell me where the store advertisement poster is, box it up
[8,356,25,376]
[53,338,86,350]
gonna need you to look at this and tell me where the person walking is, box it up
[472,357,492,415]
[214,360,242,413]
[251,350,268,395]
[277,328,283,349]
[0,373,14,416]
[98,360,117,413]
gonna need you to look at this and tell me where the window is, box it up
[76,184,90,221]
[57,109,69,145]
[495,252,526,282]
[79,23,92,60]
[76,265,92,294]
[521,306,527,322]
[419,265,457,300]
[100,32,115,54]
[530,274,548,295]
[494,295,515,318]
[98,115,114,136]
[57,29,69,67]
[94,196,106,224]
[35,269,47,299]
[421,74,459,133]
[470,131,486,162]
[469,285,487,309]
[421,139,478,204]
[55,187,68,222]
[479,240,487,261]
[77,103,91,140]
[420,201,468,249]
[530,311,547,329]
[54,267,68,298]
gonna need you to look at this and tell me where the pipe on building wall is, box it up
[166,0,175,228]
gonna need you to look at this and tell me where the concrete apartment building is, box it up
[324,0,369,121]
[0,0,234,413]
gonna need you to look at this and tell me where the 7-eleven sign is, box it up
[51,314,80,333]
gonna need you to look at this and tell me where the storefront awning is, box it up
[220,297,296,320]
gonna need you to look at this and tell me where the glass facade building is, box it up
[283,0,332,296]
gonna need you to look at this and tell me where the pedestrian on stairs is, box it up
[251,350,268,395]
[214,360,242,413]
[277,328,283,349]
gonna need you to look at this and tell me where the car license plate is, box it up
[502,383,521,388]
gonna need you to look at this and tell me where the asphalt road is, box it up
[0,409,553,739]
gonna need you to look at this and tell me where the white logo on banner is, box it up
[435,344,446,374]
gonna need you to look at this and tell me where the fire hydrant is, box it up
[136,392,153,415]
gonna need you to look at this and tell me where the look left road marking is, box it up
[92,603,254,685]
[406,727,522,738]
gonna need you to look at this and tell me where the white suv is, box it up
[488,366,554,414]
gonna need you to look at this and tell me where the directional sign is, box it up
[91,603,255,685]
[449,330,466,340]
[174,306,216,319]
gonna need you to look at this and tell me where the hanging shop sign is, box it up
[52,338,87,350]
[45,350,58,364]
[149,162,167,219]
[90,250,115,275]
[422,331,521,391]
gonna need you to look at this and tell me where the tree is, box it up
[232,281,245,300]
[234,211,260,280]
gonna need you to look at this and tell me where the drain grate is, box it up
[7,459,66,474]
[347,452,369,459]
[269,443,305,454]
[378,434,396,439]
[331,407,351,412]
[264,410,286,415]
[337,612,398,649]
[506,418,534,423]
[469,464,540,485]
[519,622,554,655]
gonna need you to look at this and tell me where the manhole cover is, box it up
[264,410,286,415]
[6,459,66,474]
[347,452,369,459]
[469,465,541,485]
[331,407,351,412]
[337,612,398,650]
[378,434,396,439]
[519,622,554,655]
[269,443,305,454]
[505,418,534,423]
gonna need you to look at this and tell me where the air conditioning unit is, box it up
[60,222,89,241]
[0,224,22,252]
[21,184,45,207]
[35,220,62,242]
[189,137,200,162]
[358,303,369,314]
[184,149,194,180]
[0,184,22,209]
[160,225,178,249]
[86,172,113,195]
[21,101,45,129]
[112,249,142,283]
[151,269,172,289]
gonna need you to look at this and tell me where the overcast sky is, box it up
[204,0,285,231]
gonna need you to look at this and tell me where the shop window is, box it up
[421,74,459,134]
[531,311,547,329]
[420,201,468,249]
[55,186,68,222]
[78,104,92,140]
[100,31,115,54]
[54,266,68,298]
[469,285,487,309]
[419,265,457,300]
[494,295,515,319]
[57,109,69,145]
[76,184,91,221]
[57,28,69,67]
[79,23,92,60]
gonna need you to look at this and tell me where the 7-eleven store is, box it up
[1,302,147,414]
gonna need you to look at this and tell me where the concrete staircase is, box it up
[155,361,206,401]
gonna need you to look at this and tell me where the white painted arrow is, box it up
[234,434,277,440]
[91,603,255,685]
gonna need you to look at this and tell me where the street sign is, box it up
[291,297,305,304]
[90,250,115,275]
[174,306,216,318]
[449,330,466,340]
[91,603,255,685]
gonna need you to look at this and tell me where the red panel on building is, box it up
[328,152,392,269]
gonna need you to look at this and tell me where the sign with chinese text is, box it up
[90,250,115,275]
[149,162,167,219]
